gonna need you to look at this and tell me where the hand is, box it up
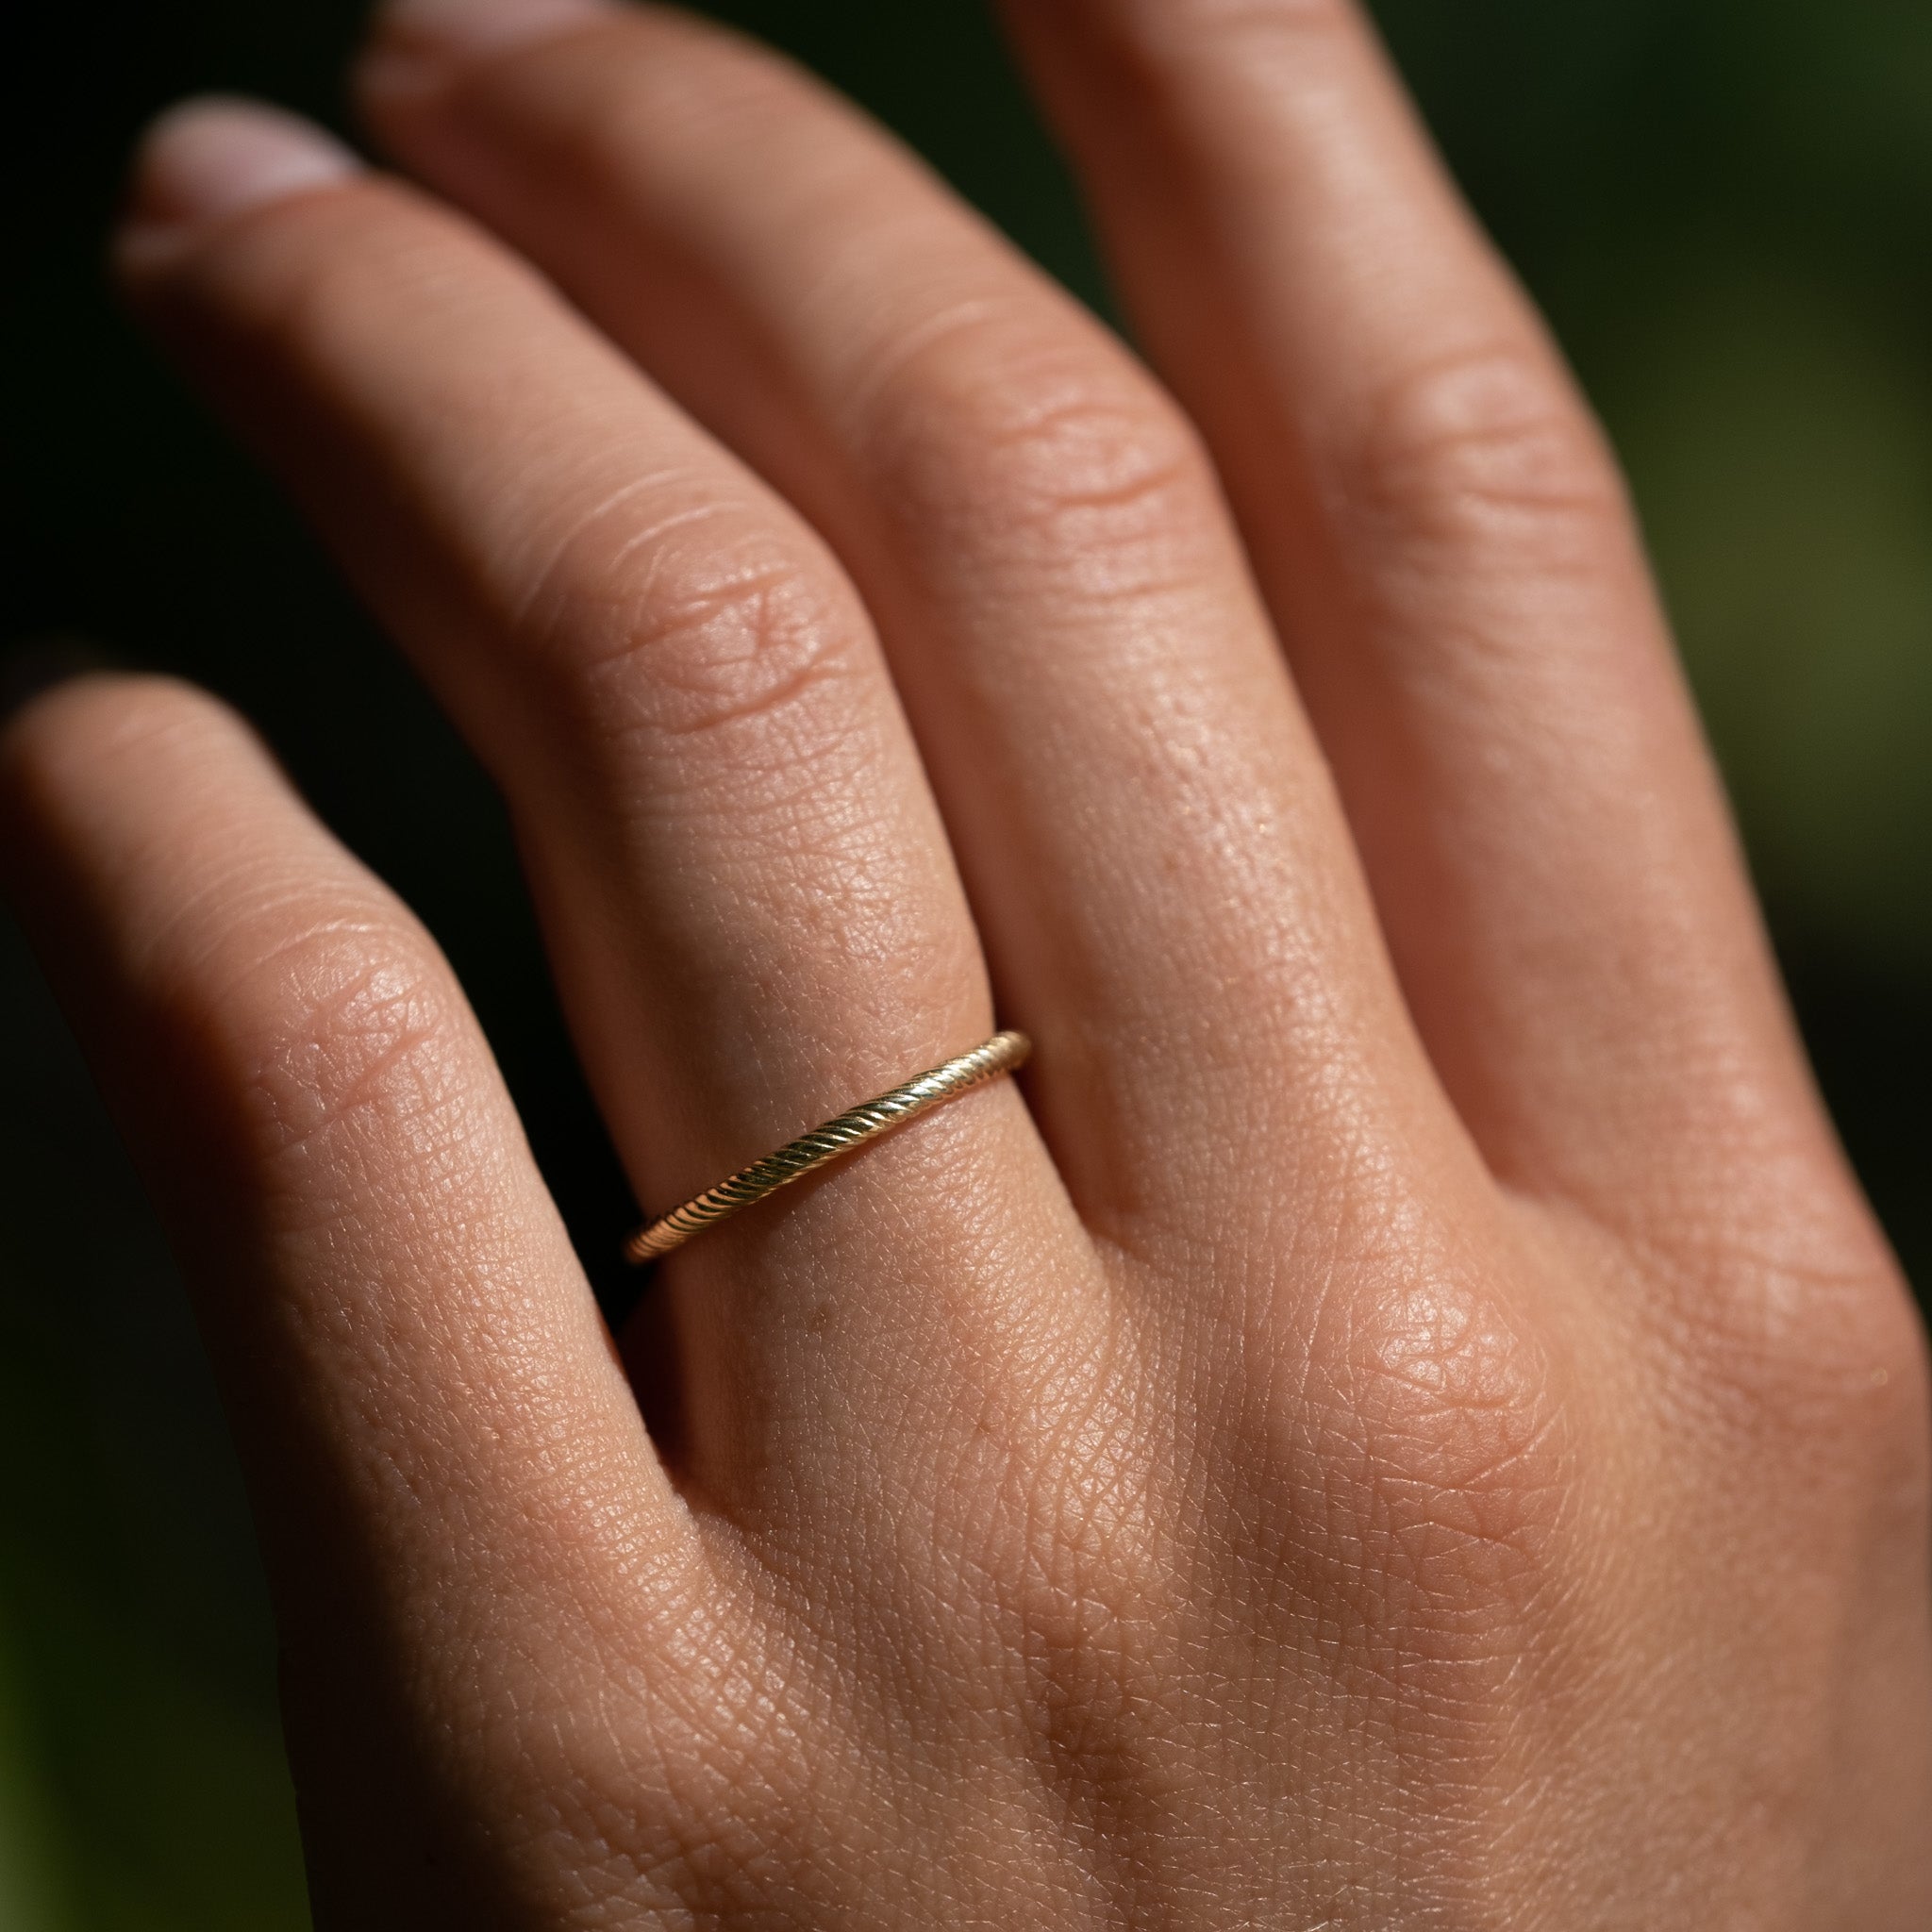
[5,0,1928,1923]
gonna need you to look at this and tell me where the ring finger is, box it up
[118,100,1084,1499]
[355,0,1474,1285]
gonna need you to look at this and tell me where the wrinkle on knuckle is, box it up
[516,505,873,758]
[867,319,1218,587]
[1309,1268,1575,1647]
[201,911,469,1174]
[1329,343,1624,575]
[1367,1298,1563,1519]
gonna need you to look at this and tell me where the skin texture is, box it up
[2,0,1928,1923]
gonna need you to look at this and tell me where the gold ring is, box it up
[625,1030,1032,1265]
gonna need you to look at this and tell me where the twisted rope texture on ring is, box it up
[625,1032,1030,1264]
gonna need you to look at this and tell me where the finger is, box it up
[357,0,1474,1257]
[114,102,1090,1497]
[0,673,707,1908]
[999,0,1848,1232]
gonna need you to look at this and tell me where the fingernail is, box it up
[118,98,361,271]
[371,0,615,65]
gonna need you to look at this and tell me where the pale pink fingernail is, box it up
[119,98,361,270]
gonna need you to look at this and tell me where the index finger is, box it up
[0,674,712,1907]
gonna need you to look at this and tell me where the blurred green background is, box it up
[2,0,1928,1923]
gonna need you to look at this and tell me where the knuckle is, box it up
[868,314,1221,587]
[206,903,469,1172]
[1677,1217,1932,1496]
[516,505,872,758]
[202,184,879,768]
[1277,1261,1578,1665]
[1344,1273,1574,1576]
[1333,344,1626,571]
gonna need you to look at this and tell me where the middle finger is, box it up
[359,0,1470,1263]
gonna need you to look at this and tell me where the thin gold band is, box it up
[625,1030,1032,1265]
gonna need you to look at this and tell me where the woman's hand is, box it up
[6,0,1928,1922]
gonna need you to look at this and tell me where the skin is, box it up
[2,0,1928,1922]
